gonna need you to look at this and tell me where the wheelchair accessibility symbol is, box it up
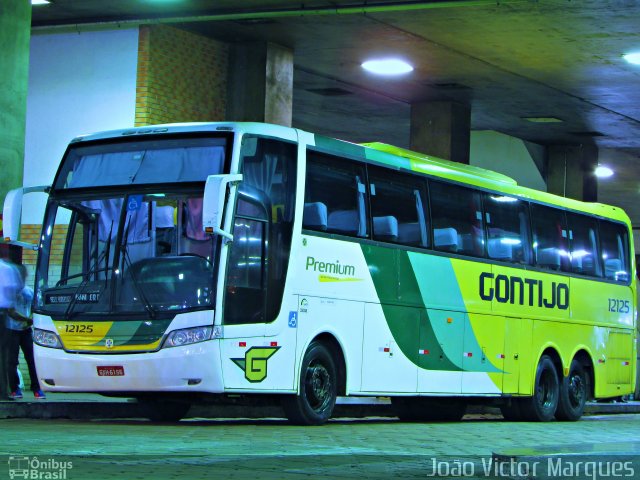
[288,311,297,328]
[127,195,143,211]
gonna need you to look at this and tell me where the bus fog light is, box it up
[163,326,213,348]
[33,328,62,349]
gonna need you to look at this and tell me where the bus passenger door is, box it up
[361,304,418,393]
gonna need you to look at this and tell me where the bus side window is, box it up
[430,181,484,257]
[368,166,429,248]
[566,212,601,277]
[600,221,630,283]
[531,204,570,272]
[304,151,368,238]
[483,194,530,264]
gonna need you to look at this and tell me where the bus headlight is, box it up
[33,328,63,349]
[163,326,213,348]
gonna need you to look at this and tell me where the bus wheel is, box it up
[282,342,338,425]
[556,359,588,421]
[138,400,191,422]
[519,355,559,422]
[392,397,466,422]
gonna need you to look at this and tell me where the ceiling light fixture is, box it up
[362,59,413,75]
[31,0,50,4]
[595,165,614,178]
[623,52,640,65]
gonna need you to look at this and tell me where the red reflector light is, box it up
[270,341,278,347]
[383,347,390,353]
[239,342,246,347]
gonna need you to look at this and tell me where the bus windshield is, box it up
[35,191,216,319]
[53,136,228,190]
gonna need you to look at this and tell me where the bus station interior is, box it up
[3,0,640,253]
[2,1,640,393]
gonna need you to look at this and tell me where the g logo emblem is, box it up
[231,347,280,383]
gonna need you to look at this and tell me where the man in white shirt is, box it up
[0,259,21,400]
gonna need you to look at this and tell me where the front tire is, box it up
[282,342,338,425]
[518,355,559,422]
[556,359,588,421]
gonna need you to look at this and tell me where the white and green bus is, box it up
[4,122,636,424]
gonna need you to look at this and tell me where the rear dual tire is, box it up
[501,355,587,422]
[556,359,588,421]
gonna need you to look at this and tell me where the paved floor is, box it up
[1,414,639,479]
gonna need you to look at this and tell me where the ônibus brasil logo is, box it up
[8,456,73,479]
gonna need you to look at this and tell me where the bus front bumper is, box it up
[33,340,224,393]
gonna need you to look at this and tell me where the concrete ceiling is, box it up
[31,0,640,225]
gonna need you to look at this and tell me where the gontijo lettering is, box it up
[306,256,355,276]
[479,272,569,310]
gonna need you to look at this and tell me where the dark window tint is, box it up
[225,137,297,325]
[430,181,484,257]
[531,204,570,272]
[600,221,630,283]
[304,151,368,238]
[484,195,531,264]
[567,212,601,277]
[368,167,429,247]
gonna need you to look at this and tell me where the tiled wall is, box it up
[135,25,229,126]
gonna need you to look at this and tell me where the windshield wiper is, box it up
[120,213,156,319]
[63,221,114,319]
[103,220,114,288]
[63,254,104,320]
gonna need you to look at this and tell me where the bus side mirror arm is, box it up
[202,174,243,242]
[2,185,50,251]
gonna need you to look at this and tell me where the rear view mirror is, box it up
[2,185,49,250]
[202,174,242,242]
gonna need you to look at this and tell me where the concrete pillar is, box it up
[0,0,30,199]
[227,42,293,127]
[0,0,30,262]
[410,101,470,163]
[547,144,598,202]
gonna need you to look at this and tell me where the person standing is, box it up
[6,264,45,399]
[0,259,22,400]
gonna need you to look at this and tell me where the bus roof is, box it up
[312,133,630,225]
[67,122,631,225]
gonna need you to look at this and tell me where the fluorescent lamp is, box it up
[32,0,50,5]
[362,59,413,75]
[595,165,614,178]
[623,52,640,65]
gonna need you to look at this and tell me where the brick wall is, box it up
[135,25,229,126]
[20,224,68,280]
